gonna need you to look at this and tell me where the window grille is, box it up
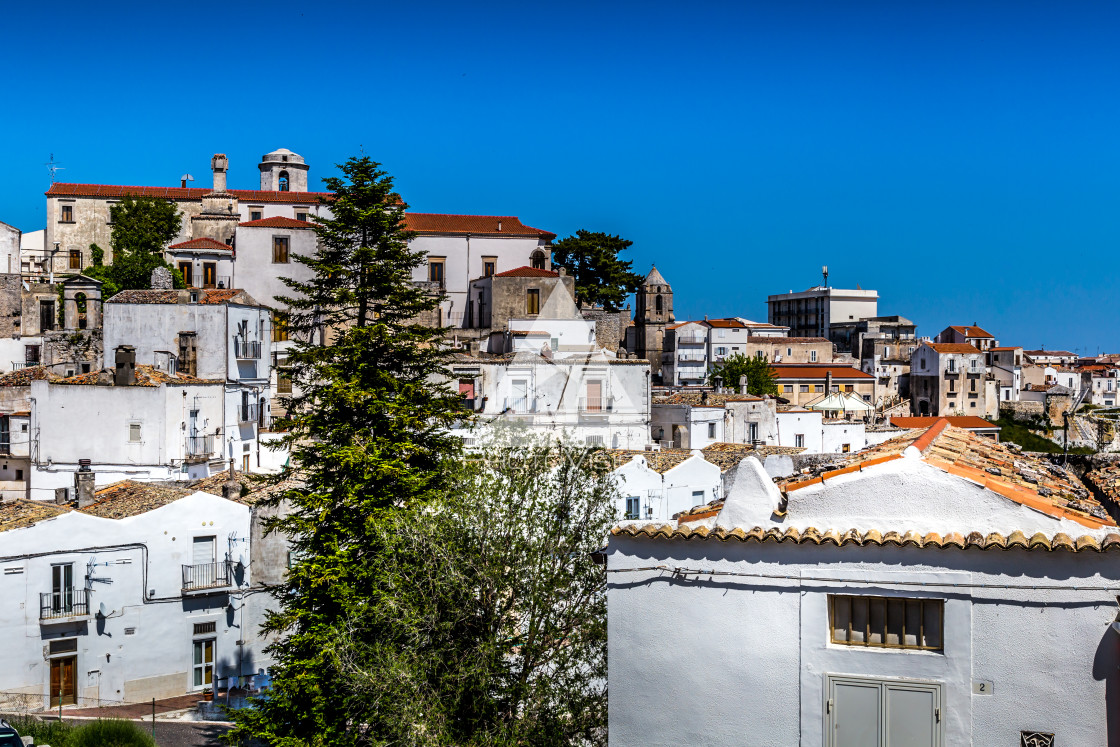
[194,621,217,635]
[829,594,943,651]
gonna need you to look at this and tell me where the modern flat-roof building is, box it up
[767,285,878,339]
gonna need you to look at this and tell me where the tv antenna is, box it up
[45,153,64,184]
[822,265,829,289]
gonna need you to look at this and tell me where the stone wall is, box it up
[0,274,23,340]
[581,306,629,353]
[1000,400,1044,423]
[42,329,103,372]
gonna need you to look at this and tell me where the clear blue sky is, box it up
[3,1,1118,354]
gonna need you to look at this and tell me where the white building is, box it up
[608,421,1119,746]
[610,451,722,522]
[768,285,879,339]
[450,350,651,449]
[0,221,20,276]
[0,488,253,708]
[28,365,226,500]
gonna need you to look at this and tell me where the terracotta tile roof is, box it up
[403,213,555,239]
[611,522,1120,553]
[0,366,57,387]
[107,288,258,306]
[705,318,745,329]
[605,448,694,474]
[238,216,315,229]
[46,183,332,204]
[666,321,705,330]
[1025,350,1076,357]
[701,442,805,471]
[990,346,1022,351]
[890,416,997,430]
[492,266,558,278]
[949,325,994,338]
[772,364,874,380]
[83,481,196,518]
[926,343,982,354]
[167,237,231,252]
[653,391,762,406]
[0,500,70,531]
[53,364,220,387]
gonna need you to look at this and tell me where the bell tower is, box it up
[635,266,673,378]
[259,148,309,192]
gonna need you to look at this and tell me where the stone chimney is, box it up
[114,345,136,387]
[826,370,833,395]
[75,466,96,508]
[211,154,229,193]
[739,375,748,395]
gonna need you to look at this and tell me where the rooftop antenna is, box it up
[45,153,64,184]
[822,265,829,289]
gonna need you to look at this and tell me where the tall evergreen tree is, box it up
[551,230,643,312]
[84,195,184,295]
[226,157,463,745]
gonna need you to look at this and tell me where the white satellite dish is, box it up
[98,602,108,617]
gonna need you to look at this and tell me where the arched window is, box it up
[655,294,663,314]
[530,250,546,270]
[278,170,290,192]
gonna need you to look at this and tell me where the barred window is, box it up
[829,594,943,651]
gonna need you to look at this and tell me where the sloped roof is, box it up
[653,391,762,406]
[926,343,982,354]
[107,288,260,306]
[949,325,994,338]
[643,266,668,286]
[492,266,558,278]
[700,442,804,471]
[890,416,997,430]
[167,237,232,252]
[0,500,70,531]
[605,448,694,474]
[0,366,56,387]
[238,216,315,229]
[52,364,220,387]
[403,213,554,239]
[46,183,331,205]
[1025,350,1076,357]
[772,364,874,380]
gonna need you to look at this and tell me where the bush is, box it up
[5,716,74,745]
[68,719,156,747]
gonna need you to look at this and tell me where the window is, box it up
[884,346,891,358]
[272,312,289,342]
[692,490,704,503]
[795,434,805,448]
[24,345,40,364]
[51,563,74,615]
[749,422,758,442]
[829,594,943,651]
[192,639,215,689]
[272,236,290,264]
[708,422,716,438]
[625,497,640,520]
[530,250,547,270]
[756,351,765,359]
[655,295,663,314]
[844,384,853,392]
[178,261,194,287]
[526,289,540,315]
[948,378,955,392]
[68,250,81,269]
[786,347,792,356]
[716,347,728,356]
[814,384,823,392]
[483,258,496,277]
[428,258,445,286]
[250,209,263,221]
[800,384,809,393]
[60,204,73,222]
[810,350,818,362]
[129,423,142,442]
[841,443,851,453]
[278,170,290,192]
[970,377,977,392]
[193,621,216,635]
[295,212,308,222]
[784,384,793,393]
[920,357,926,370]
[584,435,604,446]
[202,262,217,288]
[970,357,978,371]
[277,368,293,394]
[948,357,956,373]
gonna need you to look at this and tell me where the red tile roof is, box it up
[167,237,232,252]
[926,343,982,354]
[492,266,558,278]
[54,364,220,387]
[1025,350,1076,357]
[705,318,745,328]
[949,325,994,338]
[890,416,997,430]
[772,364,874,380]
[403,213,554,239]
[107,289,257,305]
[238,216,315,229]
[989,346,1022,351]
[46,183,331,204]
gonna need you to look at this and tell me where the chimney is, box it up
[211,154,229,192]
[114,345,136,386]
[739,374,748,395]
[826,370,833,394]
[75,465,95,508]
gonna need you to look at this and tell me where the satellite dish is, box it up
[98,602,108,617]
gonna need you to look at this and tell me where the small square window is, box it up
[526,289,540,315]
[784,384,793,393]
[707,423,716,438]
[60,204,73,222]
[272,236,290,264]
[129,423,142,442]
[295,212,308,222]
[250,209,263,222]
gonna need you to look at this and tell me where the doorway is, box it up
[826,674,941,746]
[49,656,77,706]
[178,262,193,287]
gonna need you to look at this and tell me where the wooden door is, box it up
[203,263,217,288]
[50,656,77,706]
[178,262,193,287]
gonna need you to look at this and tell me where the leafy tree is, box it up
[551,230,643,312]
[318,435,613,746]
[225,156,464,745]
[709,353,779,396]
[84,196,185,295]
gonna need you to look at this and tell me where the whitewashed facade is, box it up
[611,453,722,522]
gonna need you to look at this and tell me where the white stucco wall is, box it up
[612,454,722,522]
[0,492,254,708]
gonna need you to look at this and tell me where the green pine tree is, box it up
[709,353,779,396]
[85,195,185,295]
[551,230,643,312]
[225,156,464,745]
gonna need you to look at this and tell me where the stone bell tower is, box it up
[259,148,309,192]
[634,265,674,378]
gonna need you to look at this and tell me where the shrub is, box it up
[67,718,156,747]
[5,716,74,745]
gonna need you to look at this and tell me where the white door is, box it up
[827,675,941,747]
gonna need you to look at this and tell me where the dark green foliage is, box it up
[67,719,156,747]
[993,418,1095,454]
[84,196,185,296]
[551,230,643,312]
[225,156,465,746]
[6,716,74,745]
[709,353,779,396]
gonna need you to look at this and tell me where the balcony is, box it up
[10,362,29,371]
[233,337,262,360]
[40,589,89,622]
[677,334,707,345]
[579,397,614,414]
[503,397,538,415]
[187,435,215,458]
[676,352,707,362]
[240,403,259,423]
[182,562,232,594]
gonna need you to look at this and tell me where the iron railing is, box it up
[677,334,707,344]
[40,589,89,621]
[233,338,262,359]
[579,397,614,413]
[10,362,28,371]
[503,397,537,414]
[182,562,232,593]
[187,435,215,457]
